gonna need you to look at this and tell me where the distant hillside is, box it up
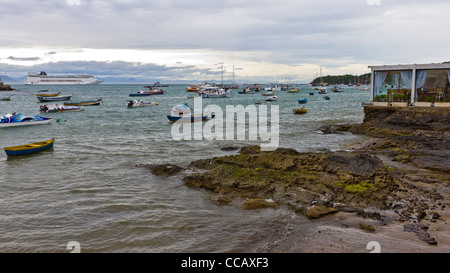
[0,78,15,91]
[311,73,371,85]
[0,75,23,84]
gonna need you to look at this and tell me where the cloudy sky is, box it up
[1,0,449,83]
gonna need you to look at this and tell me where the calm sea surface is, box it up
[0,84,370,252]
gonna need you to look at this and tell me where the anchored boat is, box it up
[4,138,54,156]
[39,104,83,112]
[167,103,215,122]
[64,98,102,106]
[37,94,72,102]
[0,113,52,128]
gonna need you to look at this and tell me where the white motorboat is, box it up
[0,113,52,128]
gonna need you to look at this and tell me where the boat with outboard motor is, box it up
[37,94,72,102]
[198,85,229,98]
[39,104,83,113]
[127,100,157,107]
[64,98,102,106]
[0,113,52,128]
[167,103,215,122]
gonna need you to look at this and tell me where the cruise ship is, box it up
[24,71,103,85]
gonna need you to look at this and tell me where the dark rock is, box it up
[139,163,184,177]
[403,224,438,245]
[327,153,385,177]
[221,146,239,151]
[240,198,277,210]
[359,223,376,233]
[211,195,232,206]
[317,125,333,134]
[306,205,338,219]
[239,145,263,154]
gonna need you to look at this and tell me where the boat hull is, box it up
[167,114,214,122]
[0,119,52,128]
[298,99,307,104]
[4,139,54,156]
[129,91,164,96]
[199,93,228,98]
[64,99,102,106]
[37,95,72,102]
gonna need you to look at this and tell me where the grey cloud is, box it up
[7,56,41,61]
[1,0,450,72]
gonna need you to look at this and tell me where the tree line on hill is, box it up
[311,73,371,85]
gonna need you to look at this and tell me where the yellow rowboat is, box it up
[293,107,308,114]
[4,138,54,156]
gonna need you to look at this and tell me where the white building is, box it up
[368,63,450,107]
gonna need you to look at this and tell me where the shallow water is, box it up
[0,84,370,252]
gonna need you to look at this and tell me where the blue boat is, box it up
[4,138,54,156]
[298,98,307,104]
[0,113,52,128]
[323,96,330,100]
[309,92,314,95]
[166,115,214,122]
[167,103,215,122]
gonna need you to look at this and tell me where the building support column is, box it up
[411,68,417,105]
[370,68,375,102]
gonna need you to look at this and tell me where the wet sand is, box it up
[262,211,450,253]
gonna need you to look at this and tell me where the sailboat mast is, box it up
[232,65,235,85]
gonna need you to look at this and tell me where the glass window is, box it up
[416,69,450,102]
[374,70,412,102]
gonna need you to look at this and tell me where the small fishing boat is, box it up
[129,89,164,96]
[0,113,52,128]
[4,138,54,156]
[144,81,169,88]
[64,98,102,106]
[309,92,314,95]
[39,104,83,113]
[127,100,157,107]
[262,91,276,96]
[35,90,60,97]
[265,96,277,101]
[167,103,214,122]
[298,98,307,104]
[318,87,327,94]
[323,96,330,100]
[186,84,202,92]
[238,88,255,94]
[288,87,300,93]
[331,86,344,92]
[293,107,308,114]
[198,86,229,98]
[255,100,262,104]
[145,86,165,94]
[1,96,11,101]
[37,94,72,102]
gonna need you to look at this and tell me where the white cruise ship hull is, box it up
[25,72,102,85]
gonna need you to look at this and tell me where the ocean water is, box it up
[0,84,370,252]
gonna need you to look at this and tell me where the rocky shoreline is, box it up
[144,106,449,252]
[0,81,15,91]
